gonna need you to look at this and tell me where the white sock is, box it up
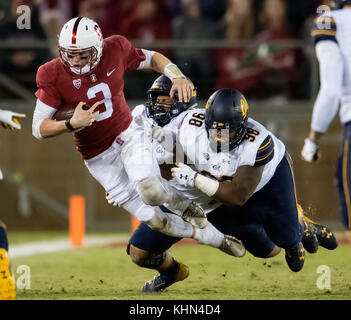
[151,207,194,238]
[193,222,224,248]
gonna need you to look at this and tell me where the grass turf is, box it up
[9,235,351,300]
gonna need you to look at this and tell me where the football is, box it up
[52,102,90,121]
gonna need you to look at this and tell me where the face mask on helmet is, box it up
[58,17,103,75]
[207,122,247,153]
[59,47,99,75]
[146,75,197,127]
[205,88,248,153]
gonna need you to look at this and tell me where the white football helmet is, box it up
[58,17,103,75]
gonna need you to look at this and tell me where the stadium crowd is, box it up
[0,0,329,100]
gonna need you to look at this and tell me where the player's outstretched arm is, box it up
[0,109,26,130]
[171,163,264,207]
[150,52,193,103]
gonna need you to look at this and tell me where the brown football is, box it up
[52,102,89,121]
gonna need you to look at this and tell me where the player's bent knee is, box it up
[137,177,168,206]
[144,213,167,232]
[128,245,166,268]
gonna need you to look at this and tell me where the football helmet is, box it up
[205,88,248,153]
[58,17,103,75]
[146,75,197,127]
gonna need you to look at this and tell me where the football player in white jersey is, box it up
[301,0,351,244]
[171,89,337,273]
[0,108,25,300]
[127,76,245,293]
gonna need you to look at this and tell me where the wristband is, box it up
[163,63,185,81]
[194,174,219,197]
[65,118,75,132]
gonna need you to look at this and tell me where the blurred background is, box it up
[0,0,343,234]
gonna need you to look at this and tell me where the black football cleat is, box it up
[142,261,189,293]
[297,204,338,251]
[305,217,338,250]
[304,216,338,250]
[285,242,305,272]
[301,220,319,254]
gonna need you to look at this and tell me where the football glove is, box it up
[301,138,320,163]
[0,110,26,130]
[171,162,197,187]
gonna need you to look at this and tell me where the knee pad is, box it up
[137,176,169,206]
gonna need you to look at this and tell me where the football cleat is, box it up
[182,201,207,229]
[142,262,189,293]
[285,242,305,272]
[301,219,319,254]
[220,235,246,258]
[297,203,338,251]
[303,216,338,250]
[0,249,16,300]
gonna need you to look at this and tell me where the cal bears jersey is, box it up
[311,9,351,127]
[175,109,286,212]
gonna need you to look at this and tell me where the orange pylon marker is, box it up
[69,195,85,247]
[131,216,140,233]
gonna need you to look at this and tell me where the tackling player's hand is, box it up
[170,78,193,103]
[301,138,320,163]
[70,101,100,130]
[0,110,26,130]
[171,162,197,187]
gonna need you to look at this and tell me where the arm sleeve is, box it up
[254,135,275,167]
[137,49,156,70]
[32,99,57,140]
[311,15,337,45]
[311,40,343,133]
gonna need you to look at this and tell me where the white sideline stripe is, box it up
[9,235,129,258]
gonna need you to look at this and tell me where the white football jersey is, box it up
[132,106,286,214]
[175,109,286,213]
[311,9,351,131]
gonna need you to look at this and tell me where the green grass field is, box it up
[8,231,351,300]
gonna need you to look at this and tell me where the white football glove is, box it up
[301,138,320,163]
[0,110,26,130]
[171,162,197,187]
